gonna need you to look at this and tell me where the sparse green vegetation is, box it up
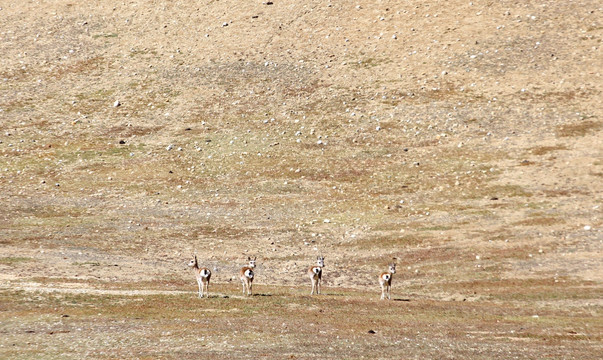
[92,33,118,39]
[0,257,32,265]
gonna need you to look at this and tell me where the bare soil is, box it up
[1,0,601,358]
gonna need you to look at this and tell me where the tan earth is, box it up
[1,0,601,359]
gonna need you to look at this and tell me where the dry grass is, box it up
[1,282,601,359]
[529,145,568,156]
[513,217,563,227]
[556,120,602,137]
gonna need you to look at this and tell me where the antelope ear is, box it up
[254,256,257,260]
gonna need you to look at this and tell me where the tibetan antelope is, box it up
[308,255,325,295]
[379,263,396,300]
[239,256,256,296]
[188,255,211,298]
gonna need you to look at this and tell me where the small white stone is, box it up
[584,225,591,231]
[166,144,174,151]
[323,219,331,223]
[113,100,121,107]
[475,255,480,260]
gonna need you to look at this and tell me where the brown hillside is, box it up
[1,1,601,358]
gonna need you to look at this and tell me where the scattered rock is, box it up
[368,330,376,334]
[113,100,121,107]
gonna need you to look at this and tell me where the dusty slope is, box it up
[1,0,601,284]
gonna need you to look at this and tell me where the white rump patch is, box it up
[201,269,210,277]
[245,269,254,279]
[313,267,321,275]
[383,274,390,281]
